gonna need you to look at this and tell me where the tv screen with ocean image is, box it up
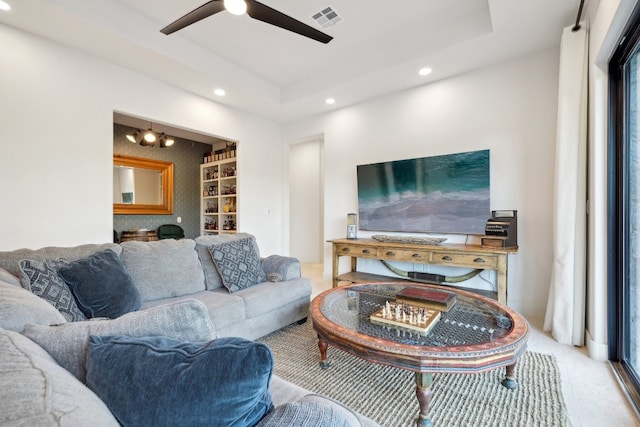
[356,149,490,235]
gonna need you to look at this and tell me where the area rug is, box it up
[258,321,568,427]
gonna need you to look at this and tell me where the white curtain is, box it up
[544,22,588,346]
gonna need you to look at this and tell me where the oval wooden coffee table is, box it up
[310,282,529,427]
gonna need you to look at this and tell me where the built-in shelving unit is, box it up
[200,157,237,235]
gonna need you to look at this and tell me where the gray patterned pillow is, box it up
[18,259,87,322]
[208,237,267,293]
[195,233,259,290]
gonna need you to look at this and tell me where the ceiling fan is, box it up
[160,0,333,44]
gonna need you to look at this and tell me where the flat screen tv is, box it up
[357,149,490,235]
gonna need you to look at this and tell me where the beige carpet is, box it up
[258,321,568,427]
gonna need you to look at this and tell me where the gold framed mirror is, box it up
[113,154,174,215]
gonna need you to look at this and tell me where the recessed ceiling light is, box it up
[325,98,335,105]
[419,67,432,76]
[0,1,11,11]
[214,88,226,96]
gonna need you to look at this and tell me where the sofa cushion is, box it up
[261,255,301,282]
[22,299,216,381]
[140,290,246,331]
[208,236,267,293]
[256,401,352,427]
[120,239,205,301]
[17,258,87,322]
[58,249,140,319]
[235,278,311,319]
[86,335,274,427]
[0,243,122,280]
[0,280,66,332]
[0,328,120,426]
[195,233,259,290]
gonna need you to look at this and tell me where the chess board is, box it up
[370,302,441,336]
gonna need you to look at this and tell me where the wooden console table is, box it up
[328,238,518,305]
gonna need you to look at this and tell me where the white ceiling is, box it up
[0,0,583,125]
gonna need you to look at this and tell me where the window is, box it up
[609,3,640,413]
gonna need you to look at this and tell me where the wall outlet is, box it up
[177,216,182,223]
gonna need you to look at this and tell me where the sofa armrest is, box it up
[22,299,217,381]
[268,375,379,427]
[0,267,20,287]
[261,255,301,282]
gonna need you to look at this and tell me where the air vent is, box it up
[312,6,343,29]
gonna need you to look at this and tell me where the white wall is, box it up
[284,49,560,319]
[0,24,286,256]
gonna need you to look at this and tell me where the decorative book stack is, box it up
[481,210,518,248]
[395,287,457,312]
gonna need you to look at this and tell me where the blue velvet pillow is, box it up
[86,335,274,427]
[57,249,140,319]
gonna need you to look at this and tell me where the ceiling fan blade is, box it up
[246,0,333,44]
[161,1,225,35]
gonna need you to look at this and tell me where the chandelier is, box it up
[126,122,175,148]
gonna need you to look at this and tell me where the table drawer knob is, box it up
[474,257,486,263]
[441,255,452,261]
[342,247,350,253]
[386,251,395,256]
[412,253,422,258]
[362,249,370,254]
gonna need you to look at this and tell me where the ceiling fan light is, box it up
[224,0,247,16]
[144,130,156,143]
[160,134,175,148]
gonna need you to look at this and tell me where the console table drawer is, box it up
[378,249,429,262]
[431,252,498,269]
[335,244,378,258]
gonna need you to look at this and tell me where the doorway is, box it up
[289,138,323,263]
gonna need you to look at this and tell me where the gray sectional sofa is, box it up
[0,233,310,340]
[0,233,380,427]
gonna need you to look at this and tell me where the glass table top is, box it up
[316,283,515,348]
